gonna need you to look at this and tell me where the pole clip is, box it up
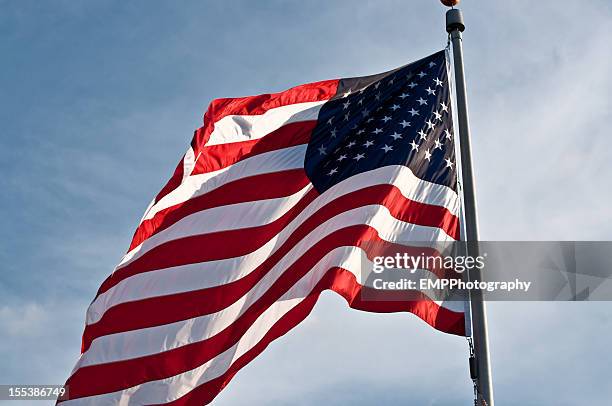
[469,355,478,380]
[467,337,478,379]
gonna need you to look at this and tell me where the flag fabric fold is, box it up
[62,49,466,405]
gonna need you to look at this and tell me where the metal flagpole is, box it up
[444,6,495,406]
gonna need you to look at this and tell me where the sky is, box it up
[1,0,611,404]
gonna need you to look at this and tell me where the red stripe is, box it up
[160,268,464,406]
[151,79,337,206]
[129,169,310,251]
[66,226,463,401]
[97,182,459,311]
[198,79,337,149]
[153,153,185,205]
[84,237,453,354]
[130,119,316,251]
[91,183,460,337]
[107,184,459,295]
[194,79,336,176]
[152,129,202,206]
[99,188,318,298]
[192,121,314,175]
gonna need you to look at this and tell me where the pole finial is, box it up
[440,0,460,7]
[446,8,465,33]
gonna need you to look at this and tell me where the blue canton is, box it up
[305,50,457,193]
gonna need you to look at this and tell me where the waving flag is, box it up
[62,50,465,405]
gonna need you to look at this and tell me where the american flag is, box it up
[62,50,466,405]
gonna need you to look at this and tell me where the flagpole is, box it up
[445,7,495,406]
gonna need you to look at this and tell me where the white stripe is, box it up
[78,205,458,370]
[65,246,462,405]
[206,101,325,146]
[121,163,457,268]
[90,165,458,325]
[137,101,323,225]
[138,145,196,223]
[182,146,196,180]
[138,143,307,222]
[117,184,312,270]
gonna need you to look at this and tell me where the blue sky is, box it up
[1,1,611,404]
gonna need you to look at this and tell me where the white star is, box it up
[409,108,419,116]
[381,144,393,153]
[408,82,417,89]
[375,92,381,101]
[388,77,395,85]
[357,98,364,105]
[363,140,374,148]
[374,82,381,89]
[366,117,374,123]
[390,104,400,111]
[337,154,347,162]
[326,117,333,125]
[417,97,428,106]
[399,93,410,99]
[357,128,365,135]
[344,113,350,121]
[424,149,432,161]
[434,77,444,87]
[361,108,370,117]
[354,153,365,161]
[426,120,435,130]
[381,116,391,123]
[399,120,411,128]
[347,141,356,148]
[445,158,454,168]
[441,102,449,112]
[343,100,351,109]
[426,87,436,96]
[318,145,327,155]
[343,89,352,98]
[389,132,402,140]
[372,128,383,134]
[417,71,427,78]
[410,140,419,151]
[433,111,442,121]
[331,128,337,137]
[434,139,443,150]
[328,168,338,176]
[444,129,452,140]
[418,130,428,141]
[428,61,437,68]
